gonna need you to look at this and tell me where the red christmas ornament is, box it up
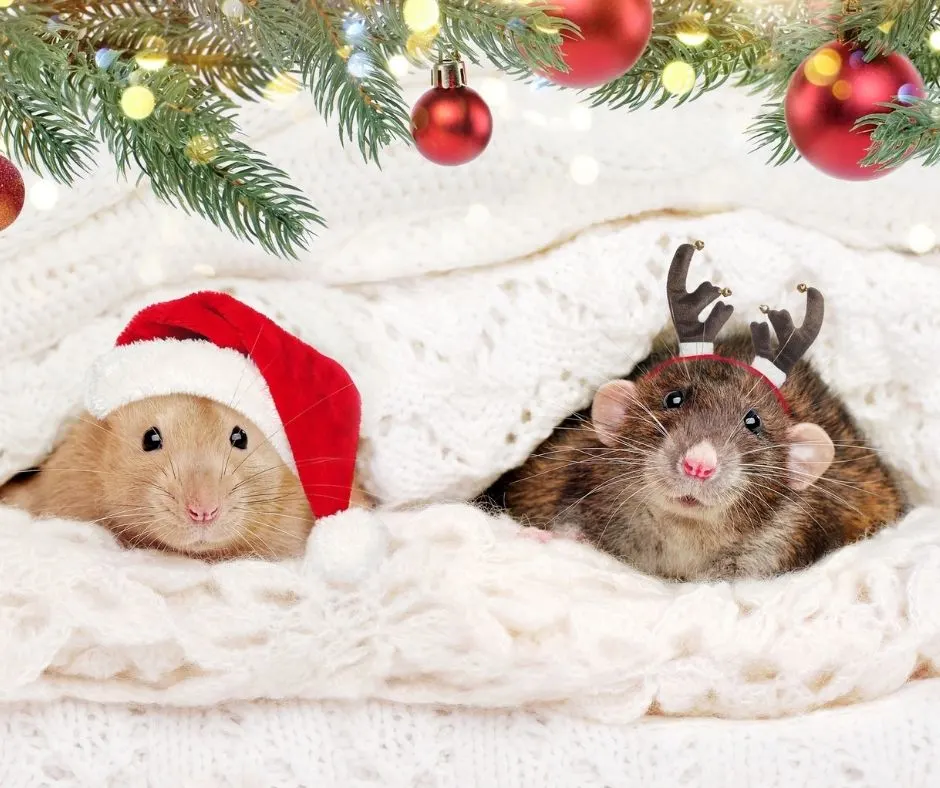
[784,41,925,181]
[411,57,493,166]
[538,0,653,89]
[0,154,26,231]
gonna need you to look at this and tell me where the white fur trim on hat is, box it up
[749,355,788,388]
[84,338,296,472]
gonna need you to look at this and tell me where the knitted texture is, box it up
[1,71,939,784]
[5,683,940,787]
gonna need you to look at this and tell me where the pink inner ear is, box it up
[591,380,636,448]
[786,422,834,491]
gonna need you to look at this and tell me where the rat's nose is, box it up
[186,502,220,523]
[681,440,718,480]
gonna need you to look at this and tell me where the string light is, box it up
[28,181,58,211]
[676,14,709,47]
[135,36,168,71]
[347,51,373,79]
[929,29,940,51]
[569,105,592,131]
[121,85,156,120]
[908,225,936,254]
[402,0,439,32]
[94,48,119,69]
[570,155,599,185]
[344,13,368,44]
[263,73,301,103]
[662,61,696,95]
[388,54,410,77]
[185,134,218,165]
[0,0,14,8]
[221,0,244,19]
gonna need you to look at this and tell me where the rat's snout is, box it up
[181,471,223,525]
[681,440,718,480]
[186,500,220,524]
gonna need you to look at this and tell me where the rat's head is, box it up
[591,360,834,522]
[97,394,313,557]
[589,241,833,525]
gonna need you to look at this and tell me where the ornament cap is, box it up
[431,55,467,89]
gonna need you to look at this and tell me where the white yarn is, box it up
[1,71,940,784]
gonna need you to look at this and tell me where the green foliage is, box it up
[1,0,938,256]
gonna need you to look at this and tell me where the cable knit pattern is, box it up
[1,70,939,785]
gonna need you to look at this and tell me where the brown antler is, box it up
[749,285,825,386]
[666,242,734,354]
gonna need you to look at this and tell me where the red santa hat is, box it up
[84,291,361,519]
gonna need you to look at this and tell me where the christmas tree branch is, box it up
[860,93,940,167]
[2,0,939,255]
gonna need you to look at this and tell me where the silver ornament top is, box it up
[431,56,467,89]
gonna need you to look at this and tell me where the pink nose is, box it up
[187,503,220,523]
[681,440,718,480]
[682,459,715,480]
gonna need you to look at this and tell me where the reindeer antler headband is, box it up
[647,242,825,411]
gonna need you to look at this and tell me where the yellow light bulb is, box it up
[263,73,302,103]
[662,61,696,96]
[121,85,156,120]
[929,29,940,51]
[403,0,439,32]
[676,14,709,47]
[0,0,14,8]
[878,19,895,34]
[135,36,168,71]
[185,134,218,164]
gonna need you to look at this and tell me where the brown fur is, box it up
[486,330,908,581]
[0,394,371,561]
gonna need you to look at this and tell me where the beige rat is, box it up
[1,394,372,561]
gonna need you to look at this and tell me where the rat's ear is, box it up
[785,423,834,491]
[591,380,637,448]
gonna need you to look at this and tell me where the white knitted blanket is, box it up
[2,70,940,784]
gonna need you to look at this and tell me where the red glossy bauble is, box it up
[784,40,925,181]
[538,0,653,88]
[0,154,26,231]
[411,85,493,166]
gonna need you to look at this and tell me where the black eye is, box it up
[743,409,762,434]
[230,426,248,450]
[142,427,163,452]
[663,390,685,409]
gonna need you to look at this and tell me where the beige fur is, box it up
[0,394,371,561]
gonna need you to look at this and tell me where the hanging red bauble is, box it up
[538,0,653,89]
[784,40,925,181]
[411,57,493,166]
[0,154,26,231]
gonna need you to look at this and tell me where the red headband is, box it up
[643,354,792,414]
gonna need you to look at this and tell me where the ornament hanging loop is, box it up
[431,53,467,89]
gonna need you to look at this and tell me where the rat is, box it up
[485,243,907,581]
[0,394,372,561]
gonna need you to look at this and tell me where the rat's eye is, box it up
[230,426,248,450]
[743,409,762,434]
[663,390,685,409]
[142,427,163,452]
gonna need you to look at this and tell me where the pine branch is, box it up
[747,102,798,165]
[860,94,940,167]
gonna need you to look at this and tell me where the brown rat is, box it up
[486,245,907,581]
[1,394,372,560]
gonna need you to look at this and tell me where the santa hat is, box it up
[648,242,825,411]
[84,291,361,519]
